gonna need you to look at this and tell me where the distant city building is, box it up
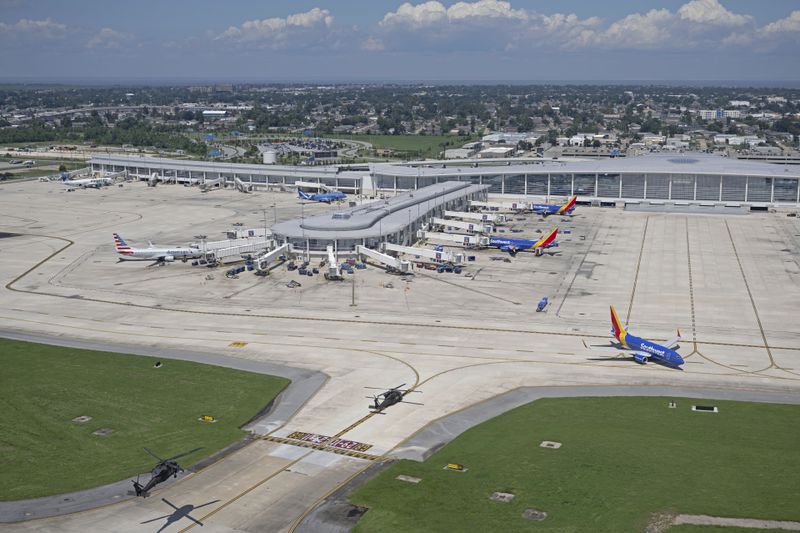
[202,110,227,119]
[482,132,533,144]
[444,148,477,159]
[729,100,750,107]
[478,146,515,158]
[699,109,741,120]
[713,134,761,147]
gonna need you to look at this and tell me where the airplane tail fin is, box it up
[610,305,627,342]
[535,227,559,248]
[297,189,311,200]
[559,196,577,214]
[113,233,132,253]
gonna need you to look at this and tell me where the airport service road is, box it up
[1,180,800,531]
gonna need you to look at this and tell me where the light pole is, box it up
[194,234,207,258]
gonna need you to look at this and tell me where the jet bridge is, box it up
[431,217,494,234]
[255,243,293,270]
[204,238,273,263]
[445,210,507,224]
[470,200,531,212]
[382,243,463,264]
[355,245,413,273]
[418,230,489,248]
[200,177,224,191]
[234,177,253,193]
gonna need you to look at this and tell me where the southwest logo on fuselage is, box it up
[531,196,577,217]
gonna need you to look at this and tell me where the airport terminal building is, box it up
[90,153,800,207]
[271,181,489,252]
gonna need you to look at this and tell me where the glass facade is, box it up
[670,175,694,200]
[646,174,670,199]
[482,174,503,194]
[527,175,548,195]
[621,174,645,198]
[721,176,746,201]
[747,177,772,202]
[574,174,596,197]
[597,174,620,198]
[696,175,720,201]
[774,178,799,202]
[550,174,572,195]
[503,174,526,195]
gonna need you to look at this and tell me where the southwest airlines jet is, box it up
[595,305,684,369]
[488,227,558,256]
[113,233,202,264]
[531,196,577,217]
[297,189,346,203]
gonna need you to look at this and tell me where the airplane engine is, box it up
[163,255,175,262]
[633,354,648,364]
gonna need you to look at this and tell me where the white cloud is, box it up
[374,0,597,52]
[216,7,335,48]
[593,8,673,48]
[678,0,751,26]
[379,1,448,29]
[761,10,800,35]
[361,36,384,51]
[86,27,131,49]
[369,0,776,52]
[0,18,67,39]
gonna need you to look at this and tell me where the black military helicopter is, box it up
[365,384,423,413]
[132,447,201,497]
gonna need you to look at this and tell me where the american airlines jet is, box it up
[113,233,202,264]
[63,176,114,188]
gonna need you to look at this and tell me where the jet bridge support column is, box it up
[326,245,342,280]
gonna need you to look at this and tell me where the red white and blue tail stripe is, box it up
[113,233,134,255]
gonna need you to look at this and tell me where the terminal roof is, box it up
[373,153,800,179]
[272,181,488,240]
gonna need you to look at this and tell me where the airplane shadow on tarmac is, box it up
[140,498,220,533]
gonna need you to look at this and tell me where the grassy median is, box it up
[0,338,288,500]
[350,396,800,532]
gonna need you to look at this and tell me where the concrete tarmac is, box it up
[1,180,799,531]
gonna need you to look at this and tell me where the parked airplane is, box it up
[531,196,577,217]
[113,233,202,264]
[297,189,346,203]
[586,306,684,369]
[63,176,113,188]
[488,227,558,256]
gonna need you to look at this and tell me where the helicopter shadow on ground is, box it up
[140,498,220,533]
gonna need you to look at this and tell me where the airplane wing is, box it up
[663,329,681,349]
[582,340,651,361]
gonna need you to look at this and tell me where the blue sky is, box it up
[1,0,798,83]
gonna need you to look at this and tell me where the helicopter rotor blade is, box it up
[390,384,407,390]
[165,447,202,462]
[143,447,165,462]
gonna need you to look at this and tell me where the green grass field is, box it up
[349,397,800,532]
[0,338,289,501]
[668,527,788,532]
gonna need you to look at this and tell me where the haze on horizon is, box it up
[1,0,798,84]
